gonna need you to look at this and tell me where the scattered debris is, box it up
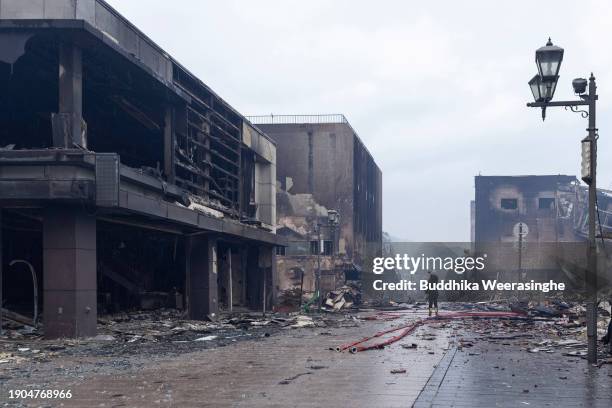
[278,372,312,385]
[390,369,406,374]
[195,335,217,342]
[323,284,361,311]
[91,334,116,342]
[309,365,328,370]
[276,288,304,311]
[1,307,357,367]
[2,308,36,327]
[290,315,315,328]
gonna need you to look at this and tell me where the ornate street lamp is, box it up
[528,73,557,103]
[535,38,563,82]
[526,38,600,364]
[528,38,563,119]
[528,75,544,102]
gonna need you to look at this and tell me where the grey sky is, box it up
[106,0,612,241]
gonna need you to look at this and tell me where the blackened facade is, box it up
[0,0,281,338]
[249,115,382,301]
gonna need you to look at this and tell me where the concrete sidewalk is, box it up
[413,342,612,407]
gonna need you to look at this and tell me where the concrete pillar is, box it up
[271,247,278,306]
[186,235,218,319]
[258,246,274,311]
[163,106,175,183]
[227,247,232,312]
[254,160,276,229]
[54,42,85,148]
[43,206,97,338]
[0,209,3,336]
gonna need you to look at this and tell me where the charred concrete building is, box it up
[472,175,612,283]
[473,175,580,243]
[0,0,282,338]
[248,115,382,302]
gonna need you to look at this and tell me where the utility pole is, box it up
[585,74,598,364]
[518,223,523,282]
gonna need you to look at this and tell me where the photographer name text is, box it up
[373,279,565,293]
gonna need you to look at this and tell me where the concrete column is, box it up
[254,160,276,229]
[186,235,218,319]
[43,206,97,338]
[258,246,274,311]
[271,247,278,307]
[163,106,175,183]
[227,247,232,312]
[0,209,3,336]
[54,42,85,148]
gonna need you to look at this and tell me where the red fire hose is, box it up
[349,320,424,353]
[338,311,526,353]
[335,320,423,352]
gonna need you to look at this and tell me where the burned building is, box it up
[472,175,612,284]
[473,175,580,243]
[0,0,283,338]
[248,115,382,304]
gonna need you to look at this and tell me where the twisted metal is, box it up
[565,105,589,118]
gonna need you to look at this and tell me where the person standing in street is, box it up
[426,270,439,316]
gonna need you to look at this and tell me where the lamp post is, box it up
[316,209,341,312]
[526,38,599,364]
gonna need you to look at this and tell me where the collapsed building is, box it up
[472,175,612,287]
[248,115,382,306]
[0,0,284,338]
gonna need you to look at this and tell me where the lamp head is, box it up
[572,78,587,94]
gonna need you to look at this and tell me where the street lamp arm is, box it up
[565,105,589,118]
[526,100,589,108]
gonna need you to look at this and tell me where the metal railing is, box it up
[246,114,348,125]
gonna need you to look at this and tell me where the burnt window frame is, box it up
[310,240,319,255]
[322,240,333,255]
[500,198,518,210]
[538,197,556,210]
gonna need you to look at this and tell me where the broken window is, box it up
[308,240,332,255]
[322,240,333,255]
[285,241,309,256]
[310,240,319,255]
[500,198,518,210]
[538,197,555,210]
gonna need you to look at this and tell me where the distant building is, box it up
[473,175,580,243]
[471,175,612,283]
[248,115,382,302]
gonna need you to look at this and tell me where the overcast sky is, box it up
[106,0,612,241]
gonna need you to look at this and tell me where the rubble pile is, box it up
[443,299,612,360]
[94,309,339,342]
[276,288,304,310]
[1,307,362,367]
[323,284,361,311]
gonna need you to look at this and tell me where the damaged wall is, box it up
[0,3,283,339]
[474,175,580,243]
[473,175,586,283]
[252,117,382,304]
